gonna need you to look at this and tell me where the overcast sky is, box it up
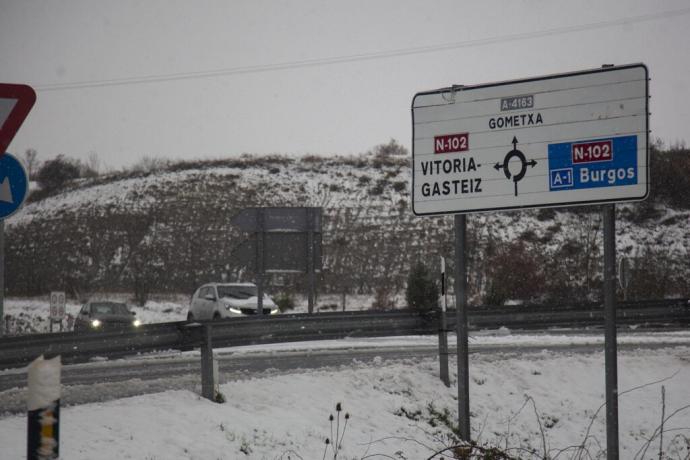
[1,0,689,170]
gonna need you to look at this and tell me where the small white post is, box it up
[27,355,61,459]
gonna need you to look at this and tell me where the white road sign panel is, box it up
[50,291,66,321]
[411,64,649,215]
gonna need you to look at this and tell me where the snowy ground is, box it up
[1,336,689,459]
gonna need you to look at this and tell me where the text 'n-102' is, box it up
[434,133,468,154]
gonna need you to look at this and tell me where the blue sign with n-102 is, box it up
[548,135,638,191]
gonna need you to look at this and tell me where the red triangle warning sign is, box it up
[0,84,36,157]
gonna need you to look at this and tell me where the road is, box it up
[1,331,689,414]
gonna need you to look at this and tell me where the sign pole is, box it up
[438,256,450,386]
[454,214,471,441]
[307,207,315,314]
[0,220,4,336]
[256,209,264,315]
[603,203,619,459]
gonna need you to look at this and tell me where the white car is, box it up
[187,283,278,320]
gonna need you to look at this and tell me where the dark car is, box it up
[74,301,141,332]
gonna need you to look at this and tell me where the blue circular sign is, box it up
[0,152,29,219]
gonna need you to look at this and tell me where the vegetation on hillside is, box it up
[405,260,439,312]
[7,141,689,305]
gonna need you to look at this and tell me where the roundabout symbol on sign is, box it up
[493,136,537,196]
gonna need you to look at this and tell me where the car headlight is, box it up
[270,308,279,315]
[227,307,242,314]
[133,319,142,327]
[91,319,101,328]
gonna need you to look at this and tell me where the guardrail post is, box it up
[27,355,61,460]
[200,324,217,401]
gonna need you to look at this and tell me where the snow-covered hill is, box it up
[5,153,689,308]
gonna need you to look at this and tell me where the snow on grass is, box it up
[217,330,690,357]
[1,345,689,459]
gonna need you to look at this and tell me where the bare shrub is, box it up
[626,249,680,299]
[36,155,80,191]
[131,155,169,174]
[371,285,396,310]
[484,241,545,305]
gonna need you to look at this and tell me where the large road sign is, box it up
[231,207,322,273]
[0,84,36,157]
[233,233,322,273]
[231,207,322,232]
[0,152,29,219]
[411,64,649,215]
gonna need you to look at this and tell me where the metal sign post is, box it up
[307,207,315,314]
[256,209,265,315]
[438,256,450,386]
[455,214,470,441]
[0,220,4,335]
[603,204,619,459]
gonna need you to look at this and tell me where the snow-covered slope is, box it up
[5,153,689,306]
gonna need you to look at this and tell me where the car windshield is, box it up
[91,302,130,315]
[217,286,257,300]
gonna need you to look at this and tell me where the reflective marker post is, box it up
[455,214,470,441]
[603,204,619,459]
[27,355,61,459]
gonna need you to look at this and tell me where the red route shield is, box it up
[0,83,36,157]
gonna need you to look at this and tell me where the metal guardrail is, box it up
[0,310,435,369]
[457,298,690,330]
[0,299,687,370]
